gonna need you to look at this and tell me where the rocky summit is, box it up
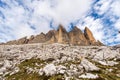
[4,25,103,46]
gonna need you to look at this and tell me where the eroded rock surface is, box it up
[3,25,104,46]
[0,43,120,80]
[84,27,96,43]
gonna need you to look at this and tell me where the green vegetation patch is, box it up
[89,60,120,80]
[5,58,65,80]
[18,58,46,69]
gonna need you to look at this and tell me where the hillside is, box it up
[0,43,120,80]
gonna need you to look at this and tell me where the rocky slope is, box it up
[0,43,120,80]
[4,25,103,46]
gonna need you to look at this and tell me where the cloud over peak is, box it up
[0,0,120,45]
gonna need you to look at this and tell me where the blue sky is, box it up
[0,0,120,45]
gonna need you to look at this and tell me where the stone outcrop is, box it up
[84,27,96,44]
[4,25,104,46]
[6,37,28,45]
[57,25,69,44]
[17,37,29,44]
[69,26,88,45]
[28,32,46,43]
[45,30,57,43]
[0,43,119,80]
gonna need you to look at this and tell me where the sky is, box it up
[0,0,120,45]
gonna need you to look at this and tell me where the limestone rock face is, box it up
[17,37,28,44]
[29,35,34,41]
[46,30,57,43]
[46,30,56,41]
[6,37,28,45]
[3,25,104,46]
[57,25,69,44]
[69,26,88,45]
[84,27,96,44]
[28,33,46,43]
[96,40,104,46]
[6,40,17,45]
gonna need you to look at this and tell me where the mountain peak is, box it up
[57,24,69,43]
[71,26,83,33]
[40,32,45,36]
[84,27,96,43]
[73,26,79,30]
[58,24,66,32]
[85,26,89,30]
[4,25,103,46]
[58,24,64,28]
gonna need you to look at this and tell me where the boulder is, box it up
[43,64,57,76]
[29,32,46,43]
[80,59,99,72]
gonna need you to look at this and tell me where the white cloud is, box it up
[114,19,120,30]
[110,0,120,17]
[113,19,120,44]
[94,0,112,15]
[94,0,120,18]
[0,0,93,42]
[91,0,120,45]
[115,34,120,42]
[77,16,104,42]
[0,0,120,45]
[27,0,93,29]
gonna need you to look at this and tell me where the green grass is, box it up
[5,58,45,80]
[58,58,81,69]
[5,58,64,80]
[6,72,41,80]
[5,57,120,80]
[18,58,45,69]
[6,71,64,80]
[88,59,120,80]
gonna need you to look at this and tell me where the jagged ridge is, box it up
[5,25,103,46]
